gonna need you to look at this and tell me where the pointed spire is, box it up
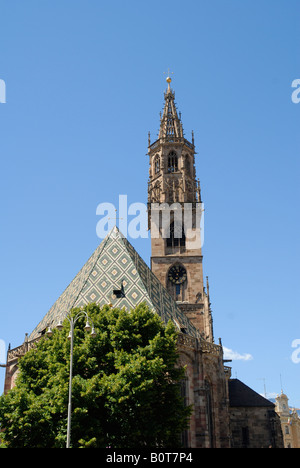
[206,276,210,297]
[159,76,184,140]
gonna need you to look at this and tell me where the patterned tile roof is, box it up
[29,227,200,340]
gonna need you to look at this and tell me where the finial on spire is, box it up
[164,68,174,90]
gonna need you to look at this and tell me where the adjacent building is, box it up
[275,391,300,448]
[229,379,283,448]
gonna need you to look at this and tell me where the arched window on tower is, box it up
[168,151,178,173]
[166,221,186,248]
[154,155,160,174]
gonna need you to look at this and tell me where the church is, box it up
[3,77,284,448]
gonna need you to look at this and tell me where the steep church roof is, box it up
[229,379,275,408]
[29,227,200,341]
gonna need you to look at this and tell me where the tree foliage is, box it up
[0,303,191,448]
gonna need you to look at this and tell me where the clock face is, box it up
[168,265,187,285]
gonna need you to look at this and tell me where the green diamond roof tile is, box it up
[29,227,200,340]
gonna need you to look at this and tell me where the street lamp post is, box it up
[47,310,96,449]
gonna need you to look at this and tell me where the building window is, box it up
[205,380,214,448]
[180,378,189,447]
[242,427,250,448]
[166,221,186,248]
[168,151,178,173]
[154,155,160,174]
[185,155,191,175]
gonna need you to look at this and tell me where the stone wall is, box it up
[230,406,283,448]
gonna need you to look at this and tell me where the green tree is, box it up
[0,303,191,448]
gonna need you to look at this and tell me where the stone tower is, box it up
[147,76,214,341]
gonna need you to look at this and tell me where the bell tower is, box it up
[147,75,214,342]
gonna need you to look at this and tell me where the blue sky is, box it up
[0,1,299,407]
